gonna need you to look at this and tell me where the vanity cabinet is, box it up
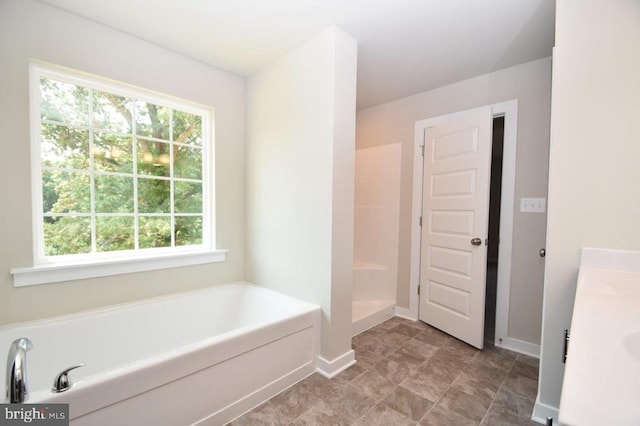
[559,248,640,426]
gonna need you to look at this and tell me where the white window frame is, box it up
[11,62,226,287]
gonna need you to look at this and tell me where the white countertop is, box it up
[559,248,640,426]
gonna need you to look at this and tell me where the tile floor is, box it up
[230,317,539,425]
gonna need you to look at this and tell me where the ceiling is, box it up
[37,0,555,109]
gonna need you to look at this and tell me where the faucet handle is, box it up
[51,364,85,393]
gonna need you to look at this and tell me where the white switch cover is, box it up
[520,197,546,213]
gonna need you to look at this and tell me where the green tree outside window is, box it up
[39,74,207,257]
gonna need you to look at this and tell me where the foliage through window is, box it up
[33,65,212,261]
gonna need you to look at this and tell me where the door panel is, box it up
[429,210,474,236]
[432,170,476,196]
[418,106,492,349]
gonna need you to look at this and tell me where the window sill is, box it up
[11,249,228,287]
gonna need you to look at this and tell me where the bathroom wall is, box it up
[356,57,552,346]
[353,143,401,303]
[0,0,246,325]
[538,0,640,414]
[245,27,358,361]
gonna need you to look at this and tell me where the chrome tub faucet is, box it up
[5,338,32,403]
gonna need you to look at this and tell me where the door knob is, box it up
[471,238,482,246]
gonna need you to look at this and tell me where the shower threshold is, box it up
[352,299,395,336]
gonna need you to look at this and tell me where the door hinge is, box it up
[421,144,425,157]
[419,216,422,227]
[417,285,421,295]
[563,329,570,363]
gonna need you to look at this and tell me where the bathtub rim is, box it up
[0,281,316,332]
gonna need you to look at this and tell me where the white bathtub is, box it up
[0,282,321,425]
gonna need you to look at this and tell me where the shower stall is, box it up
[352,143,401,335]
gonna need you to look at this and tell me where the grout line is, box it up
[477,356,515,425]
[415,348,481,424]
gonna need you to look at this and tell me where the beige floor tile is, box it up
[462,361,509,387]
[437,387,492,423]
[420,405,479,426]
[376,317,405,329]
[443,338,480,360]
[289,400,351,426]
[428,348,471,375]
[295,373,342,399]
[353,328,384,345]
[397,338,439,361]
[406,319,433,331]
[353,402,416,426]
[332,364,366,384]
[352,333,373,348]
[399,365,454,402]
[471,347,517,371]
[480,404,538,426]
[321,384,376,421]
[413,328,453,347]
[501,370,538,400]
[379,330,413,348]
[269,383,320,422]
[357,336,398,357]
[492,387,535,420]
[353,347,386,370]
[349,369,397,400]
[382,386,433,421]
[390,322,424,338]
[374,350,424,383]
[510,360,539,380]
[450,364,505,402]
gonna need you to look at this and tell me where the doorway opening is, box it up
[409,100,518,351]
[485,116,505,345]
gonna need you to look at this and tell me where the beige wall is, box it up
[245,27,357,361]
[356,57,552,345]
[0,0,246,325]
[538,0,640,412]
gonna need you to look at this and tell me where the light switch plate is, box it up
[520,197,546,213]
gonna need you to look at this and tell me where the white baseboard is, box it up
[394,307,417,321]
[495,336,540,358]
[395,310,540,360]
[200,362,315,425]
[532,397,559,425]
[316,350,356,378]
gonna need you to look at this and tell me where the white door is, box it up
[418,106,492,349]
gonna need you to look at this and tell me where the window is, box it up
[12,63,224,287]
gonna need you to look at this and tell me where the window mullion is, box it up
[88,87,97,254]
[170,109,176,248]
[132,101,140,250]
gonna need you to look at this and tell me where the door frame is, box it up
[407,99,517,351]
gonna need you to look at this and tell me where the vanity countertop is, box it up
[559,248,640,426]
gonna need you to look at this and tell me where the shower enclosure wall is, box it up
[352,143,401,335]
